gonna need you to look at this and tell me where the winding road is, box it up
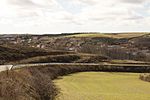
[0,63,150,72]
[0,63,103,72]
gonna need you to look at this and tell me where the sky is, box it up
[0,0,150,34]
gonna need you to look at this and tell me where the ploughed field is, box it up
[54,72,150,100]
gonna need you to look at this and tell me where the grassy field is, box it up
[65,33,148,39]
[54,72,150,100]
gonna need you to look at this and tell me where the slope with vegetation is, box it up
[0,45,49,64]
[10,53,109,64]
[1,64,150,100]
[0,44,76,65]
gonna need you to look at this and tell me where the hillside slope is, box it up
[0,44,54,64]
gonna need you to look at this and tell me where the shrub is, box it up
[139,74,150,82]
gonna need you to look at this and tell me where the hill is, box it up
[0,44,109,65]
[0,44,75,64]
[0,45,50,64]
[129,33,150,48]
[0,32,150,63]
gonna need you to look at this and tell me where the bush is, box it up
[139,74,150,82]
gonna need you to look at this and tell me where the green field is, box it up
[65,33,147,39]
[54,72,150,100]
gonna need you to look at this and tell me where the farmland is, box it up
[55,72,150,100]
[65,32,148,38]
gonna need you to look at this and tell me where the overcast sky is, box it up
[0,0,150,34]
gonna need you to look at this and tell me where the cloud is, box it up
[0,0,150,33]
[119,0,148,4]
[8,0,36,7]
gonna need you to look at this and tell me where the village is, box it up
[0,33,150,62]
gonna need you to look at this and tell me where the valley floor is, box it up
[54,72,150,100]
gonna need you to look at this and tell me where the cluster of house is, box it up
[0,35,47,49]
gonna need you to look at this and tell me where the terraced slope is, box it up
[54,72,150,100]
[0,44,72,64]
[0,45,48,64]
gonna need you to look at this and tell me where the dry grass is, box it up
[109,60,150,64]
[9,54,81,64]
[0,68,57,100]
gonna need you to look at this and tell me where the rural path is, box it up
[0,63,102,72]
[0,65,13,72]
[0,63,150,72]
